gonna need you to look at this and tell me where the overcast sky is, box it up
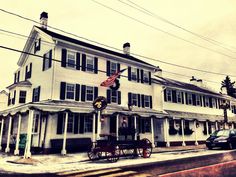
[1,0,236,92]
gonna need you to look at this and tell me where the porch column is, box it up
[61,111,68,155]
[206,121,209,136]
[194,120,198,146]
[5,116,12,153]
[165,118,170,147]
[151,117,155,147]
[116,114,119,141]
[92,113,96,142]
[96,111,101,140]
[232,123,234,129]
[24,109,34,158]
[215,121,218,131]
[181,119,186,146]
[134,116,137,140]
[0,118,4,150]
[14,114,22,155]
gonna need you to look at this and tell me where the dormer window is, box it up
[34,38,41,53]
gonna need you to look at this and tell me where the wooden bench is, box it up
[50,138,92,153]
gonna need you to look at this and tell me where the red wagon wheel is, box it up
[138,138,153,158]
[106,146,120,163]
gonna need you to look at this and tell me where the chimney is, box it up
[221,86,227,95]
[154,66,162,77]
[123,42,130,55]
[190,76,197,85]
[40,12,48,29]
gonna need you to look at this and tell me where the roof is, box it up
[0,90,8,96]
[7,80,32,90]
[153,76,222,97]
[35,26,155,67]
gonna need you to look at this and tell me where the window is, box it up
[176,91,182,103]
[143,71,149,83]
[43,50,52,71]
[25,63,32,80]
[32,114,39,133]
[19,91,26,103]
[66,83,75,100]
[111,90,118,103]
[67,51,76,68]
[86,86,94,101]
[131,68,138,81]
[144,119,151,132]
[184,120,190,129]
[34,38,41,53]
[144,95,150,108]
[131,93,138,106]
[110,62,117,75]
[212,98,216,108]
[84,115,93,133]
[166,89,172,102]
[86,56,94,72]
[14,71,20,83]
[205,97,209,107]
[196,95,201,106]
[32,86,41,102]
[67,113,74,133]
[187,93,193,105]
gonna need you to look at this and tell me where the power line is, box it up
[122,0,236,53]
[0,10,235,78]
[91,0,236,60]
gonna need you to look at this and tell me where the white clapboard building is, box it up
[0,12,235,157]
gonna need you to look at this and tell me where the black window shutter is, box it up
[17,71,20,82]
[29,63,32,78]
[49,50,52,68]
[110,115,116,133]
[138,94,141,107]
[150,96,153,109]
[75,84,80,101]
[107,90,111,103]
[94,87,98,100]
[57,113,63,134]
[203,96,206,107]
[8,93,11,106]
[118,91,121,105]
[141,94,145,108]
[140,70,144,83]
[25,65,28,80]
[172,90,177,103]
[42,54,46,71]
[82,54,86,71]
[128,92,132,106]
[128,116,132,128]
[12,90,16,105]
[94,57,98,74]
[128,67,131,81]
[192,94,196,106]
[181,92,184,104]
[14,73,17,83]
[79,114,85,134]
[106,61,110,76]
[38,38,41,51]
[34,41,37,54]
[117,63,120,78]
[137,69,140,82]
[185,93,188,105]
[61,49,67,67]
[164,89,167,102]
[32,88,35,102]
[60,82,66,100]
[81,85,86,101]
[209,97,213,108]
[38,86,41,102]
[76,52,80,70]
[74,113,79,134]
[148,71,152,85]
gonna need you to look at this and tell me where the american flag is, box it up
[100,68,126,87]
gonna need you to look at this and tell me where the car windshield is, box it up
[211,130,230,137]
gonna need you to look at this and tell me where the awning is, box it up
[165,110,225,122]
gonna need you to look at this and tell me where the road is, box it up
[1,149,236,177]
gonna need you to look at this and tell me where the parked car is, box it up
[205,129,236,150]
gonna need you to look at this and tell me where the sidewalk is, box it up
[0,144,207,174]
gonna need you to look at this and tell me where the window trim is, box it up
[143,70,149,83]
[111,90,118,104]
[131,93,138,106]
[66,50,76,68]
[144,95,150,108]
[19,90,27,103]
[86,55,95,73]
[176,91,182,103]
[86,86,94,101]
[166,89,172,102]
[65,83,75,100]
[131,67,138,81]
[187,93,193,105]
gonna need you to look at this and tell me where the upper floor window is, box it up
[86,86,94,101]
[110,62,117,75]
[196,95,201,106]
[107,89,121,105]
[66,83,75,100]
[144,95,151,108]
[132,93,138,106]
[19,91,27,103]
[176,91,182,103]
[67,51,76,68]
[32,86,41,102]
[143,70,149,83]
[25,63,32,80]
[187,93,193,105]
[34,38,41,53]
[111,90,118,103]
[14,70,20,83]
[43,50,52,71]
[205,97,209,107]
[86,55,94,72]
[131,68,138,81]
[166,89,172,102]
[212,98,216,108]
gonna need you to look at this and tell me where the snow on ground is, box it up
[0,149,232,174]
